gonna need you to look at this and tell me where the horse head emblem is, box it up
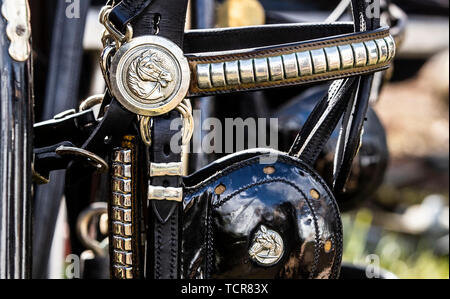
[248,225,284,266]
[127,50,173,101]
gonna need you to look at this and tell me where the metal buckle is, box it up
[79,94,104,111]
[55,146,109,173]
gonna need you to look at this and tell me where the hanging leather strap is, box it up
[332,0,382,193]
[125,0,189,279]
[288,0,381,168]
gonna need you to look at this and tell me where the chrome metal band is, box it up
[192,34,395,95]
[148,186,183,202]
[149,162,184,177]
[111,147,134,279]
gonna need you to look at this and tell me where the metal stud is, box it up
[364,40,379,65]
[113,236,133,251]
[215,184,226,195]
[239,59,255,83]
[296,51,313,76]
[113,149,132,163]
[225,61,240,85]
[210,63,226,87]
[338,44,354,69]
[310,49,327,74]
[114,250,133,265]
[112,207,132,222]
[384,36,396,61]
[113,221,133,237]
[352,42,368,67]
[310,189,320,200]
[112,163,132,179]
[112,192,132,208]
[376,38,389,63]
[112,178,132,193]
[324,46,341,71]
[254,58,270,82]
[196,64,212,89]
[113,265,133,279]
[324,240,333,253]
[268,56,284,81]
[282,54,299,79]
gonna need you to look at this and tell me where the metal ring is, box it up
[100,7,133,45]
[139,116,153,147]
[79,94,104,111]
[55,146,109,173]
[176,99,194,145]
[76,202,108,257]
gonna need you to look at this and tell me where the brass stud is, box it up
[324,240,333,253]
[263,166,276,175]
[310,189,320,200]
[215,184,226,195]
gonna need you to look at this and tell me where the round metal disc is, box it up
[249,225,284,266]
[110,35,191,116]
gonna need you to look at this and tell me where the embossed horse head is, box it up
[248,226,282,262]
[127,50,173,101]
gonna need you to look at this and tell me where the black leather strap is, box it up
[34,141,76,180]
[183,23,358,54]
[34,109,96,149]
[333,75,373,193]
[109,0,154,33]
[288,78,358,164]
[148,110,183,279]
[332,0,381,194]
[81,96,135,158]
[132,0,188,279]
[288,0,381,170]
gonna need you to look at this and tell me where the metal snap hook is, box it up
[76,202,109,257]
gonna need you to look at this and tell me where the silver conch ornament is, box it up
[127,50,173,101]
[249,225,284,266]
[110,35,191,116]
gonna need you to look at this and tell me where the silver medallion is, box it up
[110,35,191,116]
[249,225,284,266]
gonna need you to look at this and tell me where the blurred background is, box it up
[29,0,449,278]
[343,1,449,279]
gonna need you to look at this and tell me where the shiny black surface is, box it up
[183,150,343,279]
[275,86,389,211]
[0,6,33,278]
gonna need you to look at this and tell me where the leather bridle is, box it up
[32,0,398,279]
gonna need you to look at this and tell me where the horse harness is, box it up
[33,0,397,279]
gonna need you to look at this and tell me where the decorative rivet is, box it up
[215,184,226,195]
[324,240,333,253]
[310,189,320,200]
[263,166,276,175]
[249,225,284,266]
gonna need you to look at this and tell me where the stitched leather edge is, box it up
[212,178,321,278]
[183,152,343,278]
